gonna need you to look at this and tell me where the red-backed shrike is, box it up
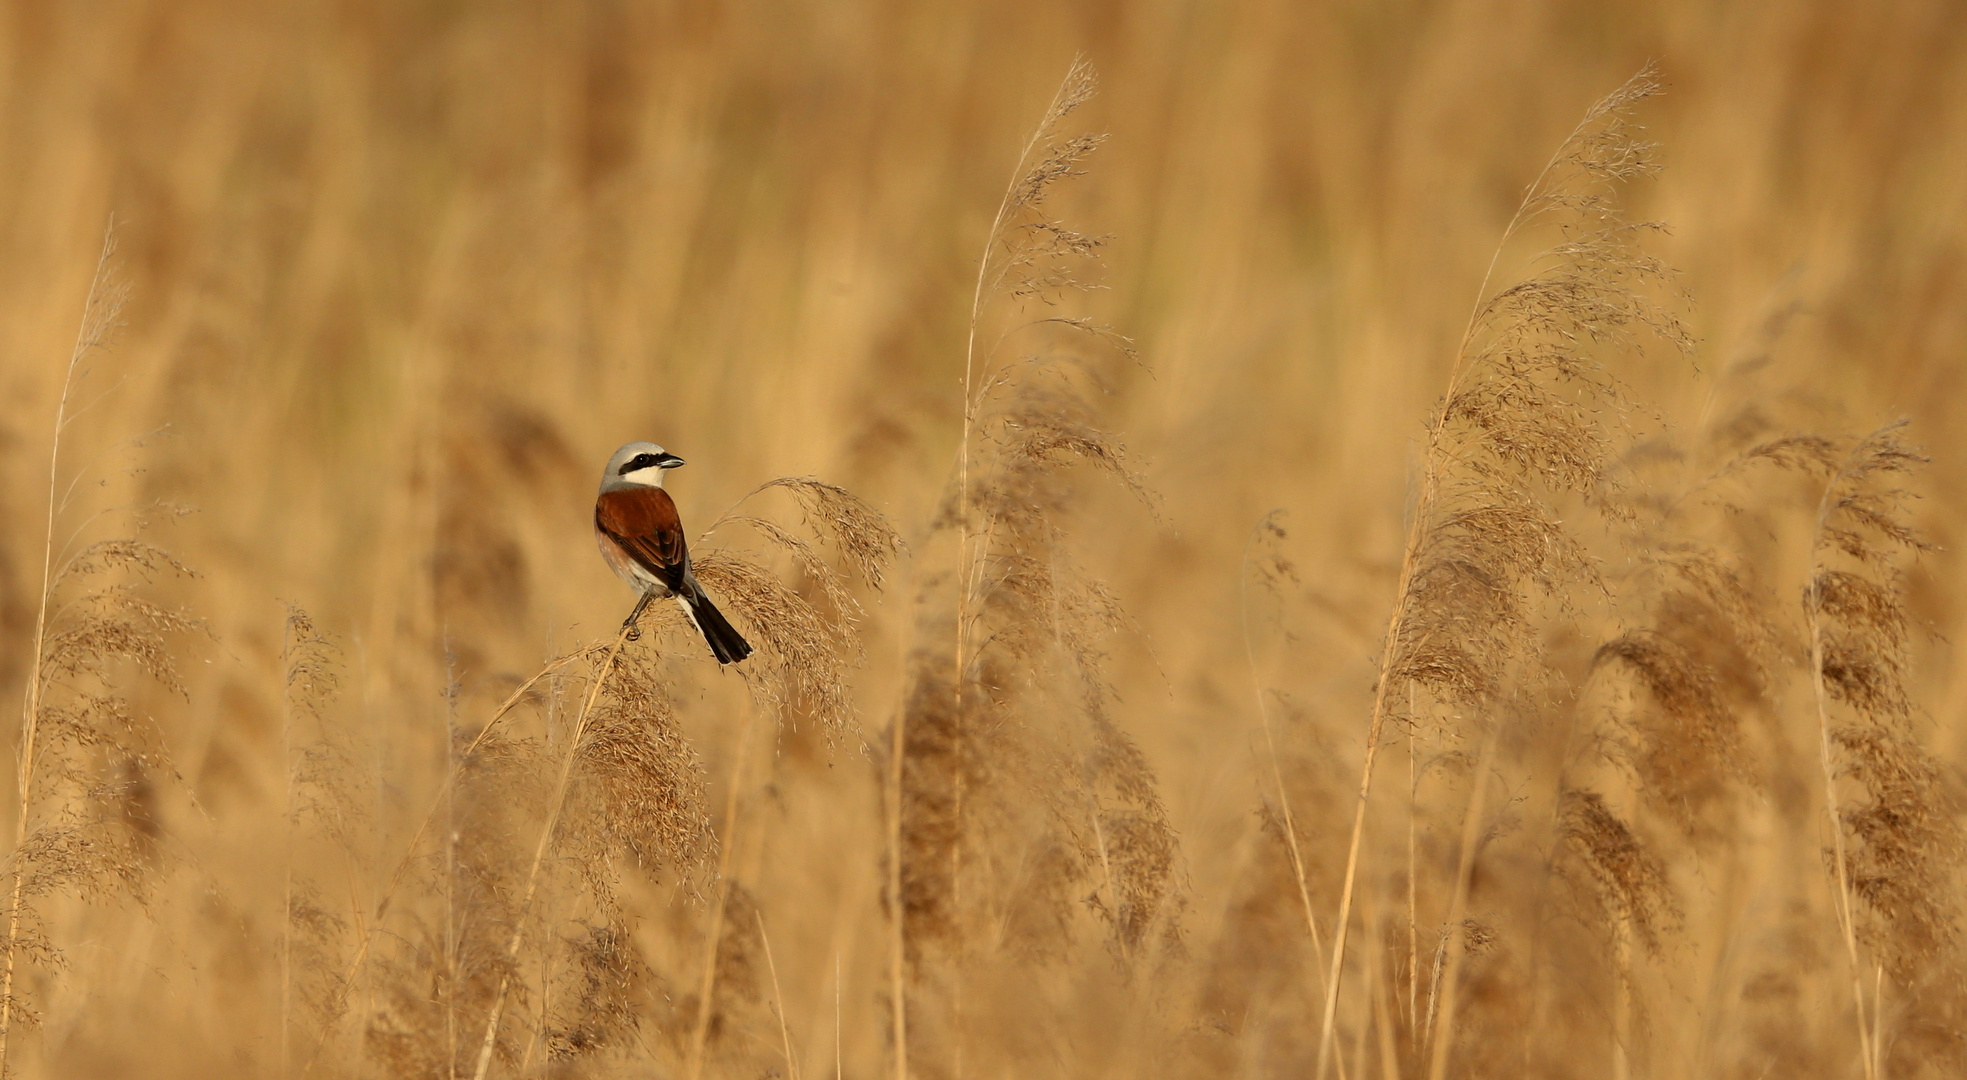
[595,441,753,664]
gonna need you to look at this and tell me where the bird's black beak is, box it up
[658,452,686,468]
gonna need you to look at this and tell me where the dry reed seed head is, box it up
[1825,491,1934,565]
[900,563,1180,967]
[1807,421,1931,727]
[542,921,656,1061]
[1480,249,1690,359]
[703,883,768,1048]
[72,225,131,354]
[1832,722,1966,978]
[4,531,203,1026]
[51,538,197,591]
[1798,419,1967,1014]
[287,883,354,1025]
[1010,131,1106,213]
[1809,569,1909,649]
[281,602,341,706]
[1044,56,1098,128]
[724,513,865,632]
[1817,633,1912,721]
[41,588,203,697]
[0,566,202,1051]
[12,823,148,904]
[692,550,857,742]
[570,648,715,886]
[1440,67,1691,533]
[1844,419,1930,479]
[989,66,1111,309]
[1556,789,1680,955]
[1733,432,1845,478]
[1445,378,1612,497]
[892,663,973,966]
[975,550,1137,685]
[1080,718,1184,955]
[960,378,1158,544]
[1435,496,1599,593]
[1582,541,1788,840]
[1243,510,1299,593]
[1383,66,1692,779]
[1000,403,1154,506]
[1393,535,1571,715]
[1008,57,1100,215]
[1653,548,1785,671]
[1528,65,1665,215]
[1591,629,1748,836]
[685,475,902,744]
[281,604,369,855]
[719,475,906,593]
[1031,315,1142,364]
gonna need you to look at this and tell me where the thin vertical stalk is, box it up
[1423,726,1501,1080]
[444,645,461,1078]
[1352,943,1375,1080]
[1315,486,1433,1080]
[1406,690,1419,1041]
[1370,905,1404,1080]
[1872,964,1885,1080]
[954,62,1084,705]
[468,625,634,1080]
[1,225,120,1075]
[759,911,797,1080]
[1806,459,1879,1080]
[686,689,758,1080]
[1611,917,1631,1080]
[1241,520,1328,970]
[885,704,908,1080]
[281,617,299,1080]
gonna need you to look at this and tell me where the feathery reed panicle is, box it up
[2,227,201,1073]
[1798,420,1963,1073]
[564,650,715,887]
[698,475,904,742]
[277,605,363,1073]
[1314,64,1689,1080]
[888,58,1180,1080]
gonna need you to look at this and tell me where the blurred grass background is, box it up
[1,0,1965,1076]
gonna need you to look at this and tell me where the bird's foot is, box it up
[624,624,642,642]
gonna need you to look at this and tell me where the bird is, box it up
[594,441,754,664]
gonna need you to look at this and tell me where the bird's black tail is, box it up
[684,588,753,665]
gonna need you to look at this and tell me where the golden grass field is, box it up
[3,2,1966,1077]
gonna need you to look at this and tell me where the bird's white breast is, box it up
[595,527,675,597]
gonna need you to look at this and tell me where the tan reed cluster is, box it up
[2,25,1964,1080]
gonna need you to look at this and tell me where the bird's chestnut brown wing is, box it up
[595,487,689,591]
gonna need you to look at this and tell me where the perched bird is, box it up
[593,441,753,664]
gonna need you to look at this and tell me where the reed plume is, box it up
[2,227,200,1074]
[1313,64,1690,1080]
[885,57,1182,1079]
[1795,421,1962,1076]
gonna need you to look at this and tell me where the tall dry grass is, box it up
[2,3,1967,1079]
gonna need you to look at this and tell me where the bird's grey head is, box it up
[601,441,686,492]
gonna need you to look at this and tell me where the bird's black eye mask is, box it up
[619,452,682,475]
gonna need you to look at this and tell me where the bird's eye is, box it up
[619,454,658,475]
